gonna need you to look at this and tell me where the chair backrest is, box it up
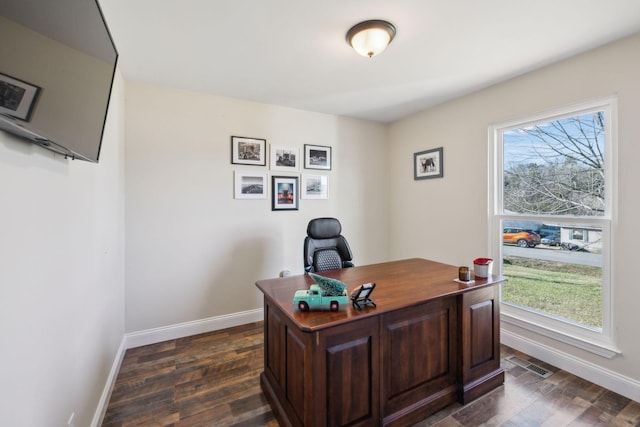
[303,217,354,273]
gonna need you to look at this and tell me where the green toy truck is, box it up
[294,284,349,312]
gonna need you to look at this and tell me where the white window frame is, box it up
[489,96,620,358]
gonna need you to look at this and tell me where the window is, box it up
[571,229,584,241]
[490,97,618,357]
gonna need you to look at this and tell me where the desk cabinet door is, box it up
[460,285,504,403]
[316,317,379,427]
[381,297,458,424]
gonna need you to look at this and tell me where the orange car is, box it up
[503,228,541,248]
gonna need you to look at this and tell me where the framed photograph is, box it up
[414,147,443,180]
[0,72,41,122]
[234,171,267,199]
[272,175,299,211]
[270,145,299,171]
[304,144,332,170]
[231,136,266,166]
[302,174,328,199]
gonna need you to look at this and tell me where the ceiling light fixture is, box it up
[346,20,396,58]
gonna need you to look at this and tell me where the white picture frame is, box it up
[302,174,328,199]
[234,171,267,199]
[270,145,300,171]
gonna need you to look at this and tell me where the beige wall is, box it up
[2,25,638,424]
[124,82,389,332]
[389,33,640,395]
[0,73,125,427]
[124,32,640,399]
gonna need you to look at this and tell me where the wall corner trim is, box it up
[92,309,264,425]
[91,336,128,427]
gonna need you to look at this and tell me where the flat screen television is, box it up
[0,0,118,163]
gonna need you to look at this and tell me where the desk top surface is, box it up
[255,258,506,332]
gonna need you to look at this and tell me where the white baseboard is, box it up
[502,328,640,402]
[92,309,264,426]
[91,336,128,427]
[125,308,264,349]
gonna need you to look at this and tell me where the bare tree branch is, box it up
[504,113,605,216]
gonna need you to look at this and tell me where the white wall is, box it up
[124,82,389,332]
[0,73,125,426]
[389,33,640,395]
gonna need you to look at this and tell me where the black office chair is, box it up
[303,217,354,273]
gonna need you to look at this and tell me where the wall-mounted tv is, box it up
[0,0,118,163]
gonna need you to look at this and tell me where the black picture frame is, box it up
[272,175,299,211]
[414,147,443,180]
[0,72,41,122]
[231,136,266,166]
[304,144,332,170]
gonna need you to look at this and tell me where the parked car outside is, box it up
[503,228,541,248]
[560,241,583,251]
[540,234,560,246]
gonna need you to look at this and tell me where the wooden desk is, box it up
[255,258,506,427]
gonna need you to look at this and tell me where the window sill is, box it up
[502,309,621,359]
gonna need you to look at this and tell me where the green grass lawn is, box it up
[502,256,602,329]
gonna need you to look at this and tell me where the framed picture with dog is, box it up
[414,147,443,180]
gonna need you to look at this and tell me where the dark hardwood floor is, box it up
[102,321,640,426]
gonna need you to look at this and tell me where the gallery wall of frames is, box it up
[231,136,331,211]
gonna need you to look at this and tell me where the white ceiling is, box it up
[99,0,640,123]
